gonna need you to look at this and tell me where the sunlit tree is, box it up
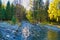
[26,10,34,23]
[48,0,60,22]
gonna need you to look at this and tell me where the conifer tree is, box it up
[0,0,2,20]
[6,1,11,20]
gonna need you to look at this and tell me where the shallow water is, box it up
[0,21,60,40]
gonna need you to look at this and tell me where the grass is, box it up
[40,21,50,26]
[7,20,21,26]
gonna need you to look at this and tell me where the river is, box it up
[0,21,60,40]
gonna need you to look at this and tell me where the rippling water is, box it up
[0,21,60,40]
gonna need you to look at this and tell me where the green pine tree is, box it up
[0,0,2,20]
[11,16,16,24]
[6,1,11,20]
[32,0,43,22]
[10,4,15,19]
[1,5,6,20]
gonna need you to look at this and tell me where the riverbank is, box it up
[40,21,60,28]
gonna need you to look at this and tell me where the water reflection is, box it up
[46,25,60,40]
[22,27,30,40]
[48,30,58,40]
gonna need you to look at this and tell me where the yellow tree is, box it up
[48,0,60,22]
[26,10,34,23]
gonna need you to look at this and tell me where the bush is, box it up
[11,16,16,24]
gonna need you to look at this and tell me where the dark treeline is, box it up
[0,0,15,20]
[0,0,26,21]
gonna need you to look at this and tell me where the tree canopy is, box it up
[48,0,60,21]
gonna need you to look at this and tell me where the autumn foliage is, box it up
[48,0,60,22]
